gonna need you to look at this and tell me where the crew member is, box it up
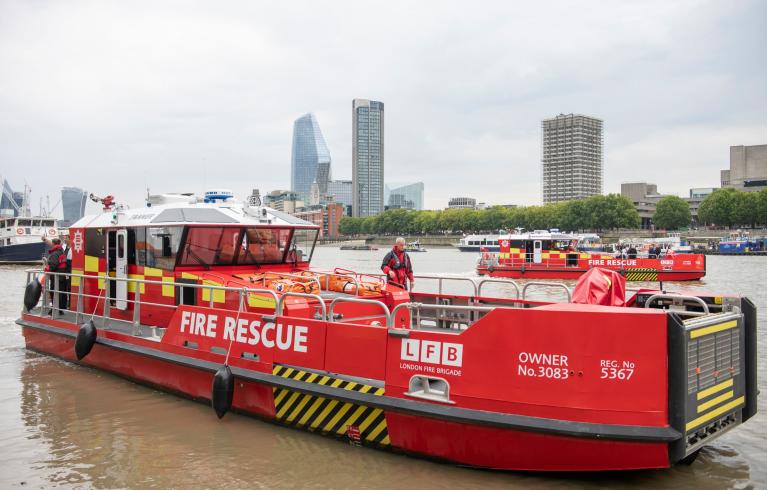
[381,237,414,290]
[44,238,68,314]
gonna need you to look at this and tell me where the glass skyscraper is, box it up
[385,182,424,210]
[291,113,332,200]
[352,99,384,217]
[61,186,87,227]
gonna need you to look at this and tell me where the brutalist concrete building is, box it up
[542,113,603,203]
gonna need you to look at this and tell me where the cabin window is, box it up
[179,227,242,267]
[509,240,523,249]
[85,229,106,256]
[237,228,291,265]
[288,228,318,263]
[146,226,183,269]
[117,233,125,259]
[18,219,30,227]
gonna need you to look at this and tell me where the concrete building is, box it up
[385,182,424,210]
[621,182,712,229]
[61,186,87,227]
[263,190,304,214]
[291,113,332,200]
[721,144,767,191]
[447,197,477,209]
[542,114,603,203]
[352,99,384,217]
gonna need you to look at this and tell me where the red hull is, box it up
[477,267,705,281]
[20,316,673,472]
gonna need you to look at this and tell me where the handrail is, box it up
[521,282,572,302]
[476,278,520,299]
[275,292,327,320]
[412,274,478,297]
[328,297,391,325]
[389,302,495,328]
[643,294,710,314]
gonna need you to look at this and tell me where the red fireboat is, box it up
[477,231,706,281]
[17,191,756,471]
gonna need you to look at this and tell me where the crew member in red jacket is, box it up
[381,237,414,290]
[44,238,68,314]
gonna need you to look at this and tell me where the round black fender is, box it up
[75,320,97,361]
[211,365,235,419]
[487,264,495,273]
[23,279,42,312]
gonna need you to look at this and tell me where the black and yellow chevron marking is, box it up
[624,268,658,282]
[272,366,390,446]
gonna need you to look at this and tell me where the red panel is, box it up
[386,412,669,471]
[386,304,669,426]
[325,322,388,380]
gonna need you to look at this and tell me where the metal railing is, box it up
[643,294,710,315]
[389,302,495,329]
[328,297,391,325]
[412,274,478,297]
[276,292,327,320]
[25,269,280,332]
[476,278,521,299]
[521,282,572,302]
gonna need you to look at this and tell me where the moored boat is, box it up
[16,191,756,471]
[477,230,706,281]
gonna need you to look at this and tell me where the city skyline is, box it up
[0,1,764,213]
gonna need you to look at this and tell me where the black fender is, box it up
[24,279,43,312]
[75,320,97,360]
[212,365,235,419]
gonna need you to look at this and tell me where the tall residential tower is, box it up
[291,113,332,200]
[542,113,603,203]
[352,99,384,217]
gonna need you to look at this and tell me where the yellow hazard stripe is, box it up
[686,396,744,431]
[127,274,146,294]
[143,267,163,277]
[697,390,734,413]
[697,379,733,401]
[271,366,389,446]
[690,320,738,339]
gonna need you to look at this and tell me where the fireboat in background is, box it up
[477,230,706,281]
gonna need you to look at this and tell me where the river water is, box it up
[0,249,764,489]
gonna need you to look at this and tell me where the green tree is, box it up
[653,196,691,230]
[698,188,737,227]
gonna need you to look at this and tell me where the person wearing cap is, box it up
[381,237,415,290]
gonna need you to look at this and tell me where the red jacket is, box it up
[45,244,67,272]
[381,247,414,286]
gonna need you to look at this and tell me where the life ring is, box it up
[48,228,57,236]
[16,227,24,235]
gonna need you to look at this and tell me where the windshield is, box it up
[178,227,316,267]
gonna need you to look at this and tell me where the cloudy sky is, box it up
[1,0,765,215]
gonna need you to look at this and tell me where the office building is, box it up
[621,182,711,229]
[61,186,87,227]
[447,197,477,209]
[264,190,304,214]
[352,99,384,217]
[721,144,767,191]
[542,113,603,203]
[291,113,332,200]
[385,182,424,210]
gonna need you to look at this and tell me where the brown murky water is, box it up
[1,250,765,489]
